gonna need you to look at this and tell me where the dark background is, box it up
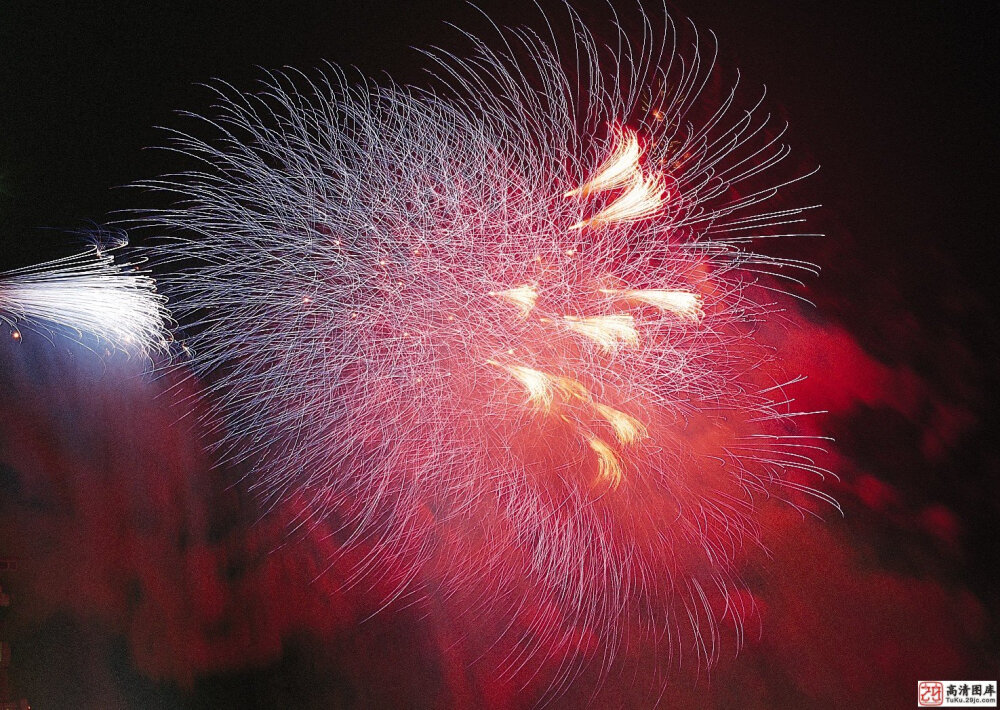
[1,2,996,708]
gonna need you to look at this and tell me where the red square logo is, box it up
[919,681,944,707]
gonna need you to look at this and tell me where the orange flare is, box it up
[586,434,623,488]
[570,171,667,230]
[600,288,704,322]
[563,314,639,351]
[555,375,591,401]
[564,127,641,198]
[488,360,554,410]
[488,285,538,318]
[592,402,647,444]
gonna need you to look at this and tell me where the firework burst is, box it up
[143,4,835,698]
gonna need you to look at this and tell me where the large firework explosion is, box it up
[142,3,834,697]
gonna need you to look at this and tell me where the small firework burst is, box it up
[0,233,170,357]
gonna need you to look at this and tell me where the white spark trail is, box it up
[0,235,170,356]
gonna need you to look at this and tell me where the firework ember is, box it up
[143,4,833,697]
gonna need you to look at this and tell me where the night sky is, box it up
[1,2,997,708]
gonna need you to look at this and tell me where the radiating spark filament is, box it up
[586,434,622,489]
[564,128,641,198]
[563,314,639,351]
[570,172,668,230]
[592,402,647,444]
[601,288,704,322]
[488,360,554,409]
[488,285,538,318]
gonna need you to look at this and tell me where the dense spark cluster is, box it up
[145,4,833,693]
[0,234,169,356]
